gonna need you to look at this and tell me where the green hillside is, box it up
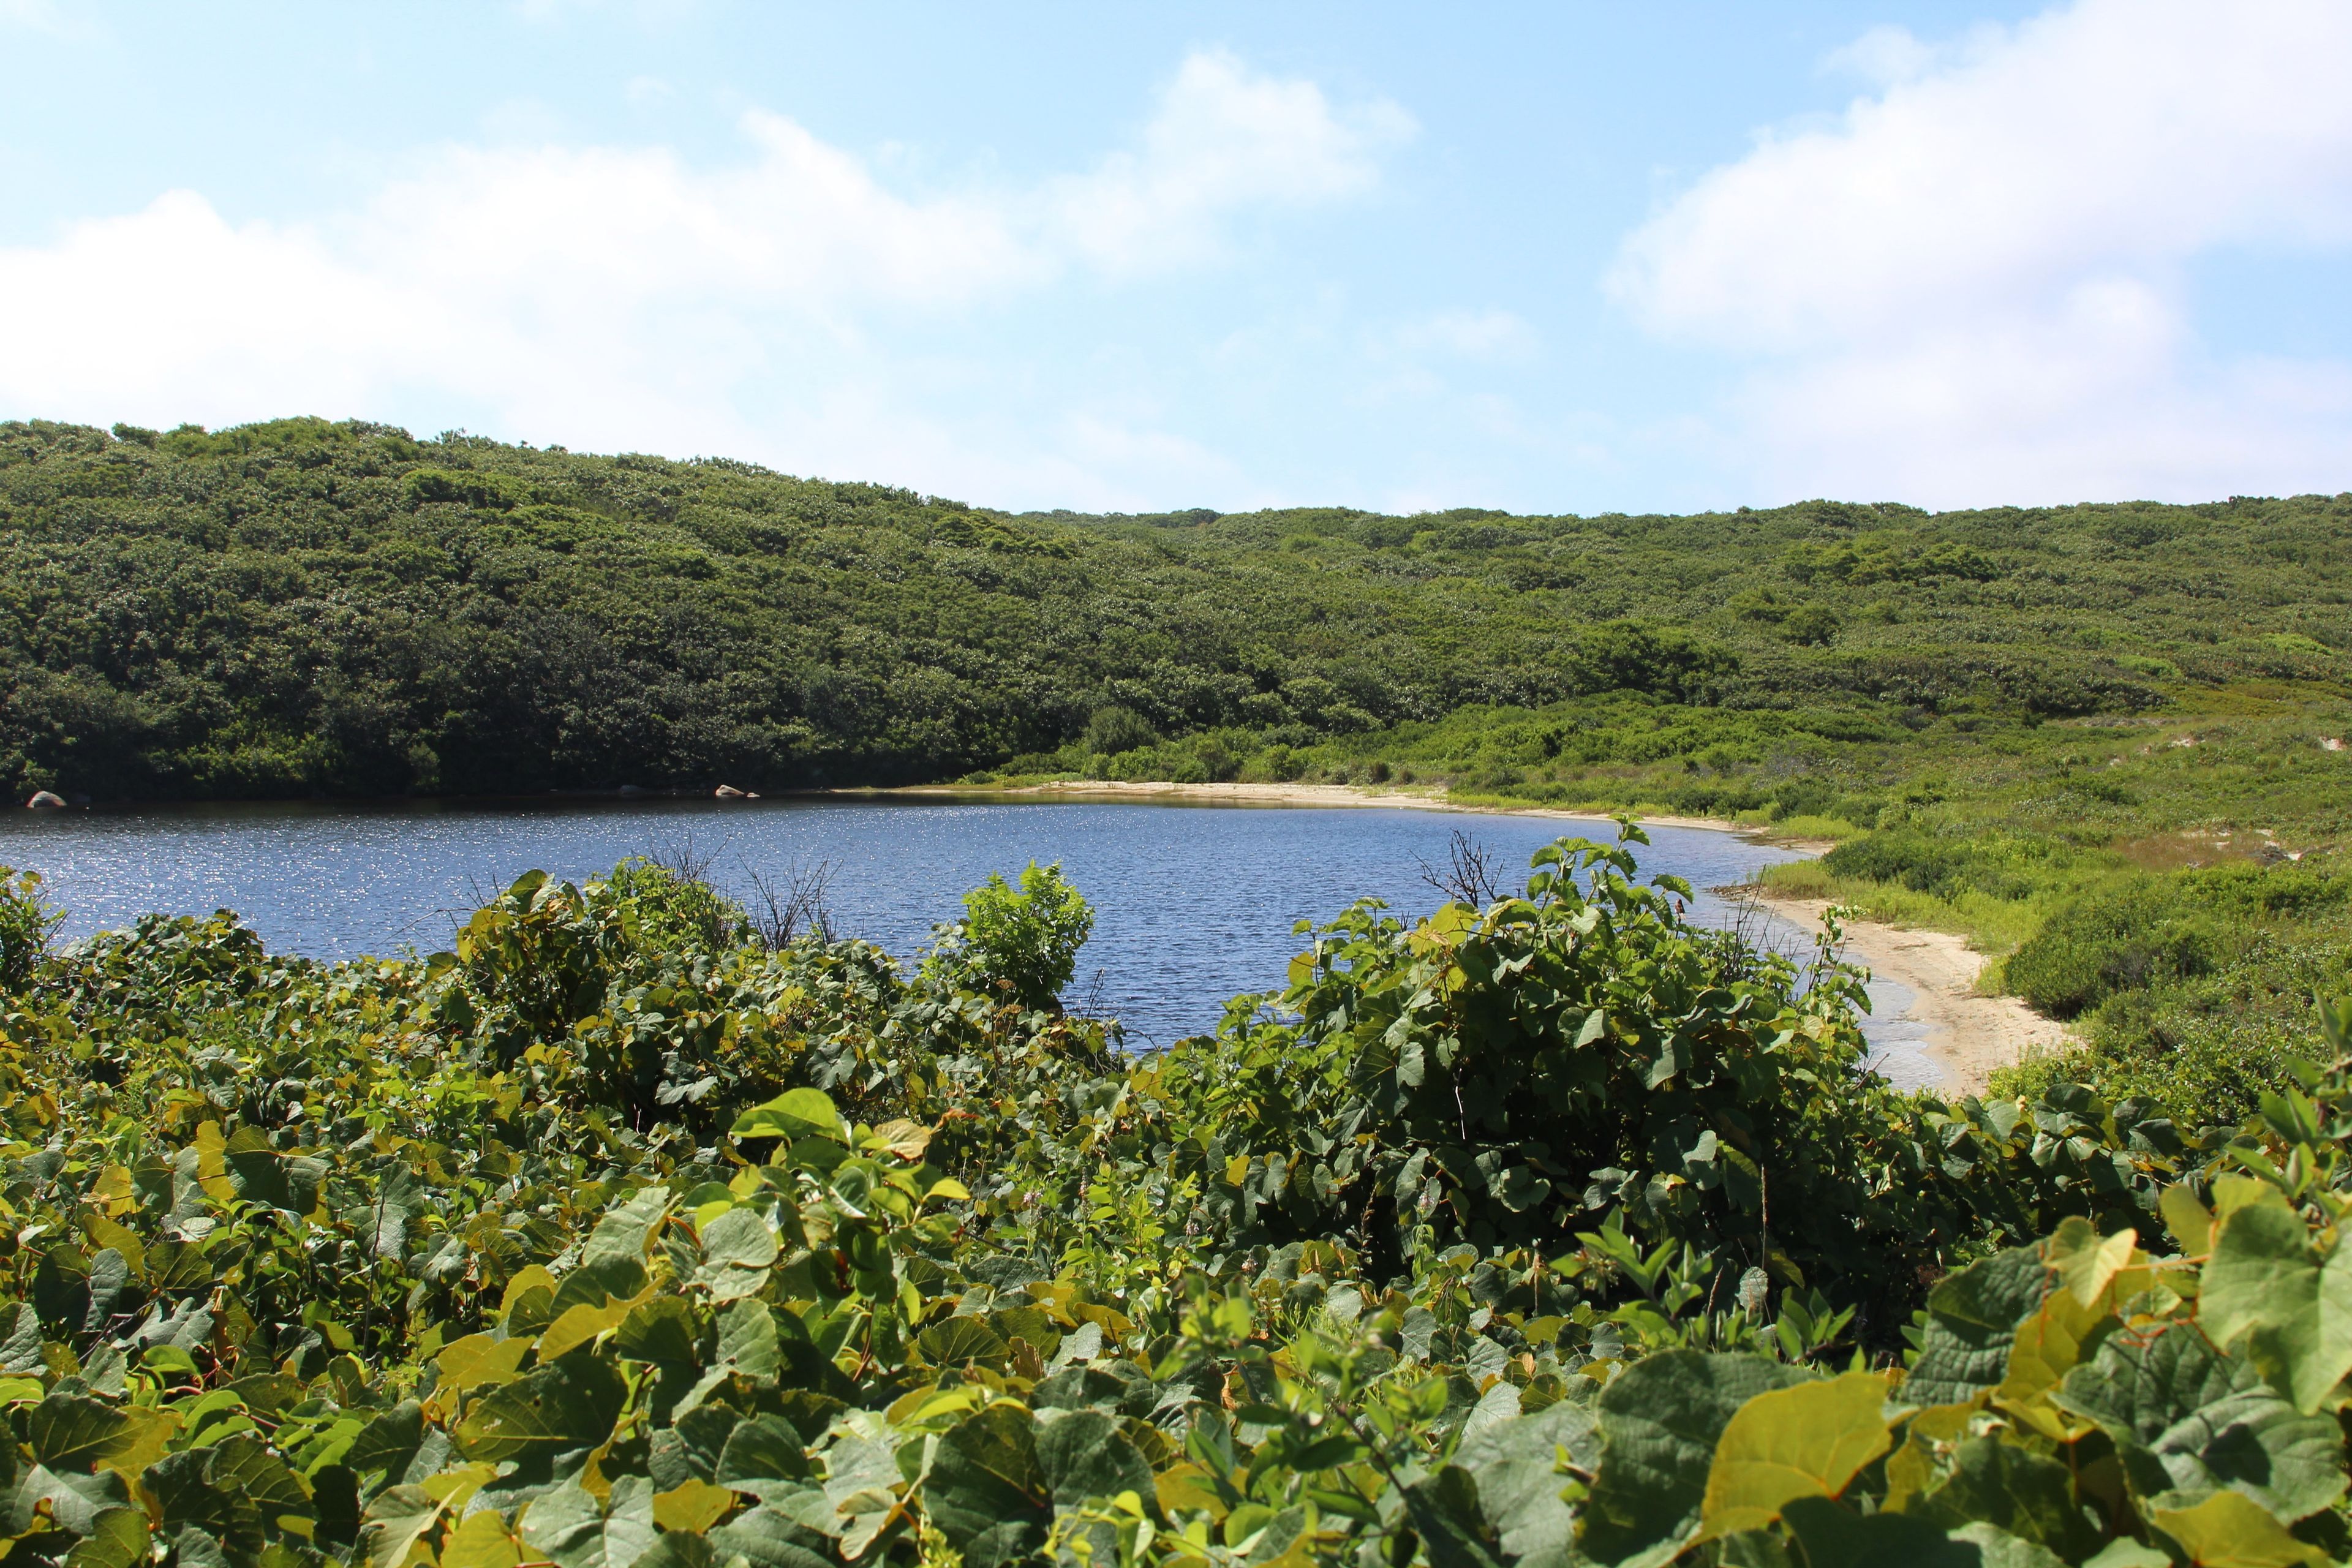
[2,416,2344,807]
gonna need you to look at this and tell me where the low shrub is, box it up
[2005,873,2227,1017]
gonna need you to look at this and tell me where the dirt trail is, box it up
[1751,895,2070,1092]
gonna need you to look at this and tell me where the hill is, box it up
[2,415,2345,807]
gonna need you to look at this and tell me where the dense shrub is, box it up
[0,835,2342,1568]
[920,860,1096,1012]
[2006,874,2227,1017]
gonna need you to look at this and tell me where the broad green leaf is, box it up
[2054,1319,2344,1521]
[654,1477,736,1533]
[1580,1351,1811,1568]
[441,1507,524,1568]
[552,1254,650,1317]
[1945,1523,2070,1568]
[693,1208,778,1301]
[62,1507,150,1568]
[916,1316,1010,1369]
[2082,1544,2173,1568]
[730,1089,843,1145]
[715,1297,780,1381]
[2046,1217,2139,1308]
[1699,1371,1894,1539]
[1034,1409,1153,1507]
[2199,1201,2352,1411]
[205,1434,312,1531]
[1906,1248,2052,1407]
[521,1475,658,1568]
[676,1300,783,1420]
[922,1404,1050,1568]
[436,1333,535,1395]
[635,1532,717,1568]
[706,1504,838,1568]
[356,1484,442,1568]
[540,1289,650,1363]
[0,1305,45,1374]
[1401,1463,1506,1568]
[1455,1401,1600,1568]
[612,1297,699,1367]
[1909,1436,2103,1562]
[2161,1185,2216,1256]
[2152,1490,2327,1568]
[1997,1289,2105,1404]
[715,1414,812,1490]
[454,1356,627,1463]
[97,1406,176,1485]
[28,1395,133,1473]
[345,1402,426,1482]
[9,1466,132,1538]
[582,1188,673,1269]
[1779,1498,1974,1568]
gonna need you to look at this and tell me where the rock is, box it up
[714,785,747,798]
[24,791,63,809]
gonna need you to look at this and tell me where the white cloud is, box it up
[1051,50,1414,273]
[0,50,1406,505]
[1393,309,1536,362]
[1610,0,2352,504]
[1817,25,1945,89]
[0,0,92,38]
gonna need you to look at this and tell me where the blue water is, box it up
[0,796,1909,1065]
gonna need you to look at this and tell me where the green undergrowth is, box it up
[0,832,2348,1567]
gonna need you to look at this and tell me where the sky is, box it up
[1,1,2348,516]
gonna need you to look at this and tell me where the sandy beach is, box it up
[854,780,2064,1090]
[872,778,1776,837]
[1744,894,2069,1092]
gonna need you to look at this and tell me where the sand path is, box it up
[853,780,2065,1090]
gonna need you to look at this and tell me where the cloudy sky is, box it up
[2,1,2347,513]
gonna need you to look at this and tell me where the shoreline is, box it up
[848,778,1810,842]
[846,780,2059,1091]
[1744,891,2070,1093]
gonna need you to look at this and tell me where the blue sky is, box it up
[2,1,2347,514]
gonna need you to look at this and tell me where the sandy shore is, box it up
[869,778,1774,837]
[1746,894,2070,1093]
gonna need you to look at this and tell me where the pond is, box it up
[0,795,1921,1074]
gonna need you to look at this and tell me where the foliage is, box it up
[3,418,2347,806]
[0,869,59,992]
[919,863,1096,1014]
[0,835,2345,1567]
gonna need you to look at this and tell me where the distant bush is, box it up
[1820,832,1973,897]
[1083,703,1158,755]
[2006,875,2229,1017]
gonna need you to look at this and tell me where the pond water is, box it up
[0,796,1932,1081]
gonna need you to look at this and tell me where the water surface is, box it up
[0,797,1924,1077]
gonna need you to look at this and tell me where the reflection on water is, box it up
[0,796,1888,1055]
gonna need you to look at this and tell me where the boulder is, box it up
[24,791,64,809]
[714,784,747,798]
